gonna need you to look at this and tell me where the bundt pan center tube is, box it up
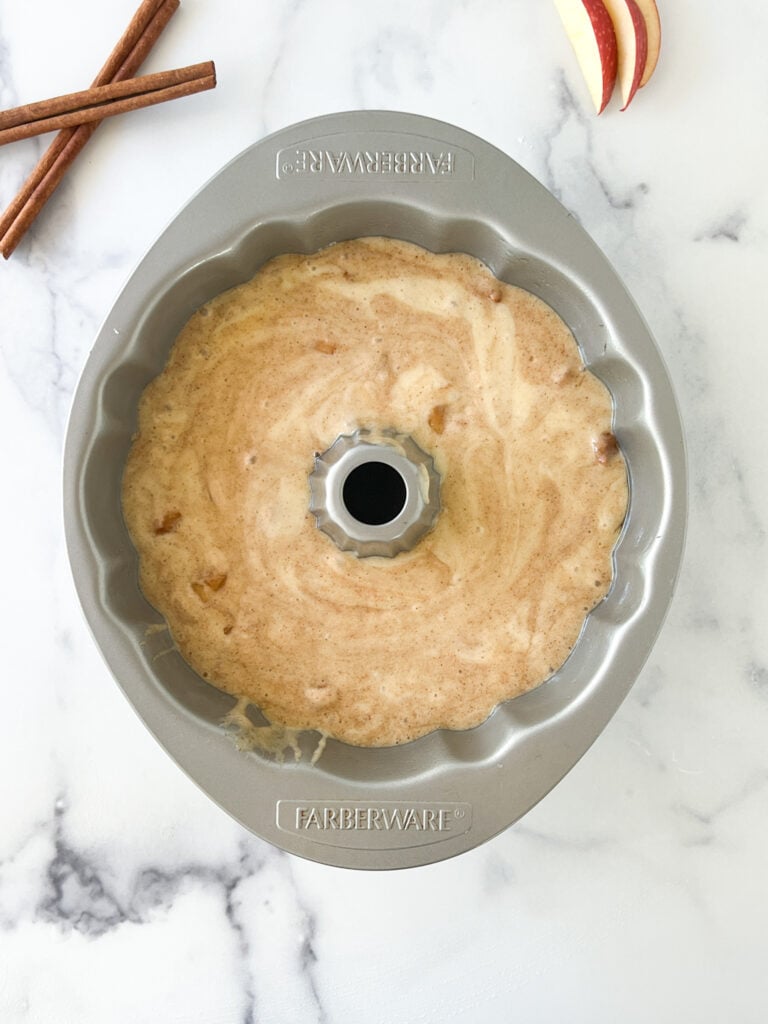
[63,111,686,869]
[309,429,442,558]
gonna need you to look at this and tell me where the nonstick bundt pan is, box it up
[64,111,686,869]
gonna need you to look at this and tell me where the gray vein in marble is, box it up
[686,425,765,546]
[0,256,100,442]
[695,211,747,243]
[674,772,768,836]
[0,29,18,109]
[0,31,30,209]
[114,841,328,1023]
[2,791,269,955]
[747,661,768,696]
[730,454,767,542]
[481,850,516,893]
[360,28,436,95]
[38,798,134,937]
[0,270,58,438]
[284,857,329,1024]
[220,843,272,1024]
[132,843,268,1024]
[539,72,651,258]
[0,25,53,214]
[538,73,589,206]
[223,877,258,1024]
[349,8,446,110]
[629,663,666,710]
[658,311,766,640]
[0,822,50,930]
[513,824,614,853]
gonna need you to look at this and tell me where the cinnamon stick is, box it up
[0,62,216,146]
[0,0,180,259]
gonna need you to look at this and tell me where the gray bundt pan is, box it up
[64,111,686,868]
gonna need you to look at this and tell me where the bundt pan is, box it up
[64,111,686,869]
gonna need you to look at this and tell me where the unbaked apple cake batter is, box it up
[122,237,628,747]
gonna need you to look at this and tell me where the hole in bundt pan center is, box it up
[342,460,407,526]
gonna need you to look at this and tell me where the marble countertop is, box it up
[1,1,766,1020]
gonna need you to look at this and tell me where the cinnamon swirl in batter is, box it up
[122,237,628,747]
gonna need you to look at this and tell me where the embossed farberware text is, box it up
[276,139,474,181]
[276,801,472,849]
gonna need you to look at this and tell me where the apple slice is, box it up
[602,0,649,109]
[634,0,661,87]
[554,0,618,115]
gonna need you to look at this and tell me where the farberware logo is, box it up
[276,141,474,182]
[276,800,472,849]
[296,804,453,831]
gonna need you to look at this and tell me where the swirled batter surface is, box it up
[122,238,627,747]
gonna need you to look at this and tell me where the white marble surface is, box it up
[1,0,766,1020]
